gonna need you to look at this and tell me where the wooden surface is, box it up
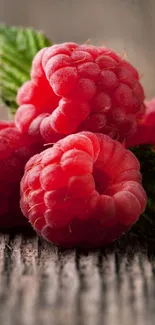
[0,232,155,325]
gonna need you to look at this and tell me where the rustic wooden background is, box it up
[0,1,155,324]
[0,232,155,325]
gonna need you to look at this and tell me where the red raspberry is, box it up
[20,132,146,248]
[0,122,43,228]
[15,43,145,144]
[127,99,155,148]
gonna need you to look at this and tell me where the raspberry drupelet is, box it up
[0,122,43,228]
[15,43,145,144]
[20,132,146,248]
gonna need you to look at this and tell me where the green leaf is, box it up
[131,145,155,236]
[0,24,52,114]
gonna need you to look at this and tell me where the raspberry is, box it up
[15,43,145,144]
[20,132,146,248]
[127,100,155,148]
[0,122,43,228]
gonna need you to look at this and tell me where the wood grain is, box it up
[0,232,154,325]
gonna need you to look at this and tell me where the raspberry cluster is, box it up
[15,43,145,144]
[0,42,149,247]
[20,132,146,248]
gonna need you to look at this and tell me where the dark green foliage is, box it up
[131,145,155,236]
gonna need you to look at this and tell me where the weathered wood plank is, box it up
[0,233,154,325]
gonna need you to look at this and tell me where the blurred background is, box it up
[0,0,154,98]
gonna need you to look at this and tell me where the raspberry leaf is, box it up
[0,24,52,114]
